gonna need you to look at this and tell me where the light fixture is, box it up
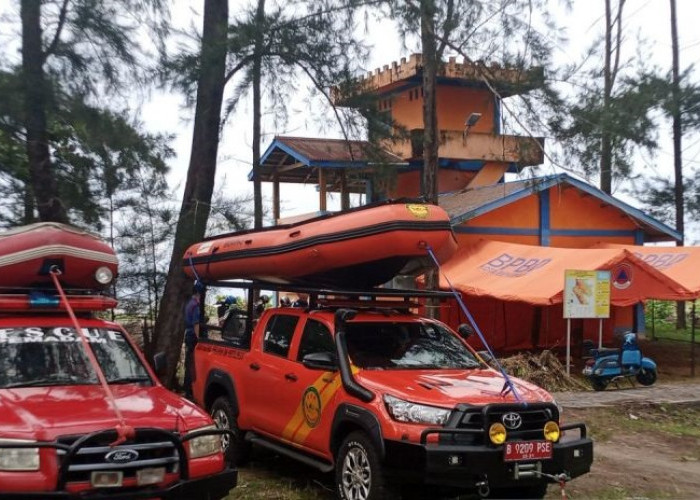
[465,112,482,128]
[463,112,482,144]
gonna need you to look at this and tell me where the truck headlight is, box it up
[383,394,450,426]
[0,440,40,471]
[188,425,222,459]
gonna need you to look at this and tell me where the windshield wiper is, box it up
[108,375,152,385]
[2,375,95,388]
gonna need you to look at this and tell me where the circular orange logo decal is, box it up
[302,387,322,428]
[406,204,429,219]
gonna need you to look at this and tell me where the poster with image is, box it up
[563,270,611,319]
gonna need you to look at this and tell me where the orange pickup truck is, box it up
[193,288,592,499]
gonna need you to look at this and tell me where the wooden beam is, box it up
[318,168,327,211]
[272,172,280,223]
[277,161,304,173]
[340,170,349,210]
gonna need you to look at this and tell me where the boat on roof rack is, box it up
[0,222,117,290]
[183,199,457,289]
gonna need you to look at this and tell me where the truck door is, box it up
[280,317,339,459]
[244,312,303,437]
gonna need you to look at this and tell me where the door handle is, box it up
[285,373,298,382]
[249,362,260,371]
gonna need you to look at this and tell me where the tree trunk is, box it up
[151,0,228,387]
[670,0,686,329]
[600,0,613,194]
[252,0,265,229]
[420,0,439,318]
[21,0,68,223]
[420,0,439,205]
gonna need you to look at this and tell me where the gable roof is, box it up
[439,173,681,243]
[256,136,406,186]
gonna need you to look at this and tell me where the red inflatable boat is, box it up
[0,222,118,289]
[183,201,458,288]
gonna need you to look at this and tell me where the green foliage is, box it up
[0,0,170,227]
[0,68,174,230]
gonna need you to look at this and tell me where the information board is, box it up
[563,270,611,319]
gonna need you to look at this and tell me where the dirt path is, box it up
[555,421,700,499]
[547,382,700,499]
[553,381,700,408]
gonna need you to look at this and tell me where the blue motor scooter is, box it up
[582,332,657,391]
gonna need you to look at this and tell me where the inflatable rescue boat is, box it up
[0,222,118,289]
[183,201,458,288]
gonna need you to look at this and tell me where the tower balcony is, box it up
[385,129,545,166]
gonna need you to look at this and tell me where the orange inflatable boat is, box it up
[183,201,457,288]
[0,223,118,289]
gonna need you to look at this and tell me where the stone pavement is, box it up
[552,381,700,408]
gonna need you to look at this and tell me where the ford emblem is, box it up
[501,412,522,430]
[105,449,139,464]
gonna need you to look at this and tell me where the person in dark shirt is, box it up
[183,285,201,399]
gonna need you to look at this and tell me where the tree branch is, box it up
[43,0,71,62]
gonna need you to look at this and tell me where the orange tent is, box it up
[436,240,693,351]
[439,240,692,306]
[593,243,700,295]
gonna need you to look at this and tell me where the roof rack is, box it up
[203,279,454,300]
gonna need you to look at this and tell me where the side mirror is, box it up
[153,352,167,377]
[302,352,338,371]
[457,323,475,340]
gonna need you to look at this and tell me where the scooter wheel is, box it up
[636,369,657,386]
[590,378,608,391]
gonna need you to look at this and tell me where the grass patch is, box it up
[570,403,700,443]
[646,321,700,343]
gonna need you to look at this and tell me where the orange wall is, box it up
[467,194,540,228]
[549,186,638,230]
[390,84,496,132]
[391,170,476,198]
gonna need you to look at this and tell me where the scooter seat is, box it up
[594,348,620,357]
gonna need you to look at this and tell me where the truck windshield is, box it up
[345,321,483,370]
[0,326,152,389]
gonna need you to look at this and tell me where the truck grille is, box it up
[57,429,181,484]
[440,403,558,445]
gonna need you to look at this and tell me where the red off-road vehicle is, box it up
[194,285,592,499]
[0,223,236,498]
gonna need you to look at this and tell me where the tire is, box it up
[335,431,396,500]
[210,396,251,466]
[636,368,657,386]
[590,378,608,391]
[489,483,548,499]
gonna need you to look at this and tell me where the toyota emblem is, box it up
[105,449,139,464]
[501,412,522,430]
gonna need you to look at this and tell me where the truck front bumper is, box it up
[0,468,238,500]
[383,423,593,491]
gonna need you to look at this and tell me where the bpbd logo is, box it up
[612,263,632,290]
[481,253,551,277]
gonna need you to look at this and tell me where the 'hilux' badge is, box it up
[105,449,139,464]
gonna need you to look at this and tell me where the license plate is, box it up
[582,366,593,375]
[504,441,552,462]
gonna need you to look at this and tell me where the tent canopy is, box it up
[439,240,693,306]
[594,243,700,295]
